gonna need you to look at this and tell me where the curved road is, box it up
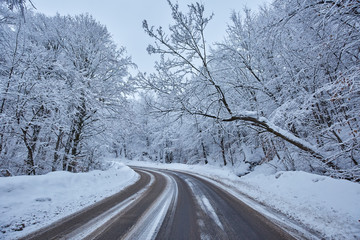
[23,167,297,240]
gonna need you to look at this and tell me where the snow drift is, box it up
[0,162,138,240]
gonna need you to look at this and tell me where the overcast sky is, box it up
[31,0,271,73]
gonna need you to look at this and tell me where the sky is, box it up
[31,0,271,74]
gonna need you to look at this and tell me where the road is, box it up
[23,167,297,240]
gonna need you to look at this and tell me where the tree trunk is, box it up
[220,137,227,166]
[21,126,39,175]
[201,142,208,164]
[63,126,75,171]
[52,129,63,171]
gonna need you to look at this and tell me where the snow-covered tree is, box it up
[140,0,359,180]
[0,12,133,175]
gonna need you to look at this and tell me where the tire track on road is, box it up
[158,170,295,240]
[22,166,303,240]
[22,170,159,240]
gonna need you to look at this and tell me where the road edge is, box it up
[160,168,323,240]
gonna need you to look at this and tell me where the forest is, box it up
[0,0,359,181]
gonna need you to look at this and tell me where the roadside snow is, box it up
[239,168,360,239]
[124,159,360,240]
[0,162,138,240]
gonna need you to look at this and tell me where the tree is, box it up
[140,0,359,180]
[0,0,35,23]
[142,2,331,164]
[0,11,133,175]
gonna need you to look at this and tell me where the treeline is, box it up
[118,0,359,180]
[0,6,133,175]
[1,0,359,181]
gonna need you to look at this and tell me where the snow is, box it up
[69,170,154,240]
[0,162,138,240]
[238,168,360,239]
[124,171,178,240]
[184,178,224,231]
[1,157,359,240]
[124,159,360,240]
[258,116,320,154]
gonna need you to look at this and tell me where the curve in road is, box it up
[23,166,298,240]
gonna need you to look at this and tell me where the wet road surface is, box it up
[23,167,297,240]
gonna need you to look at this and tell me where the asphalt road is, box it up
[22,167,296,240]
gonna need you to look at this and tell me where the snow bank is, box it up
[240,169,360,239]
[124,159,360,239]
[0,162,138,240]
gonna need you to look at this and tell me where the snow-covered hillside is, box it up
[0,162,138,240]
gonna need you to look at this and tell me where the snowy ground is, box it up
[1,158,359,240]
[124,159,360,240]
[0,162,138,240]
